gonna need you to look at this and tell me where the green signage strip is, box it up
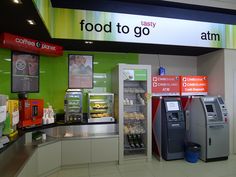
[123,69,147,81]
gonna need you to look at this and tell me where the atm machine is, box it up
[188,96,229,162]
[161,97,185,160]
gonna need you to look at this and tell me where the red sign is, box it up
[180,76,208,96]
[152,75,180,96]
[0,33,63,56]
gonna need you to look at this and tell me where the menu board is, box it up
[11,51,39,93]
[68,54,93,89]
[180,76,208,96]
[152,75,180,96]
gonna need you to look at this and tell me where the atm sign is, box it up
[180,76,208,96]
[152,75,180,96]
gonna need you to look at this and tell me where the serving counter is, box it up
[0,124,119,177]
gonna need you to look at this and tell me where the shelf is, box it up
[88,117,115,123]
[124,104,145,107]
[90,99,107,102]
[124,118,146,122]
[90,109,109,113]
[124,147,146,151]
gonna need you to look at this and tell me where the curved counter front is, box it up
[0,124,119,177]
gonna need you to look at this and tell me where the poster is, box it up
[11,51,39,93]
[68,54,93,88]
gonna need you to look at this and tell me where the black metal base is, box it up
[205,156,228,162]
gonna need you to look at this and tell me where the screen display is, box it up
[206,104,214,113]
[11,51,39,93]
[166,101,180,111]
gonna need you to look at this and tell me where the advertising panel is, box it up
[11,51,39,93]
[68,54,93,89]
[123,69,147,81]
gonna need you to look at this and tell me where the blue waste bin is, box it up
[185,142,201,163]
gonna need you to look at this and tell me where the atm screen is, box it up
[206,104,214,113]
[166,101,180,111]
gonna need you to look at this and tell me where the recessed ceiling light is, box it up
[27,19,36,25]
[85,41,93,44]
[13,0,22,4]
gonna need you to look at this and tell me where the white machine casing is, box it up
[188,96,229,162]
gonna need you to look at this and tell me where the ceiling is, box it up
[1,0,236,56]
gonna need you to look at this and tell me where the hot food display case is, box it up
[88,93,115,123]
[64,89,83,123]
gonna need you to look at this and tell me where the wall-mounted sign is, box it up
[0,33,63,56]
[34,0,236,49]
[180,76,208,96]
[123,69,147,81]
[68,54,93,89]
[152,75,180,96]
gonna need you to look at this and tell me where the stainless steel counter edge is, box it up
[34,134,119,147]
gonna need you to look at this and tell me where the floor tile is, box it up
[90,172,122,177]
[46,172,59,177]
[53,155,236,177]
[120,169,154,177]
[58,167,89,177]
[89,165,120,176]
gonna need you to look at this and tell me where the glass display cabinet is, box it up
[112,64,152,164]
[88,93,115,123]
[64,89,83,123]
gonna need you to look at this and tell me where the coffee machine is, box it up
[18,99,44,128]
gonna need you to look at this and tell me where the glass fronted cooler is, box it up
[88,93,115,123]
[112,64,151,163]
[123,81,147,155]
[64,89,83,123]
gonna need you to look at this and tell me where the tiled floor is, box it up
[47,155,236,177]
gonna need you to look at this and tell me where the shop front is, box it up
[0,1,236,177]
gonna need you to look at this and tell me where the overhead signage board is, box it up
[180,76,208,96]
[152,75,180,96]
[0,33,63,57]
[34,0,236,49]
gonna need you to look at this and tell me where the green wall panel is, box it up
[0,48,138,113]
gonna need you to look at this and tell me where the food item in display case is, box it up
[88,93,114,122]
[127,134,144,149]
[124,88,145,93]
[92,103,108,109]
[124,124,145,134]
[91,113,111,118]
[124,112,145,120]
